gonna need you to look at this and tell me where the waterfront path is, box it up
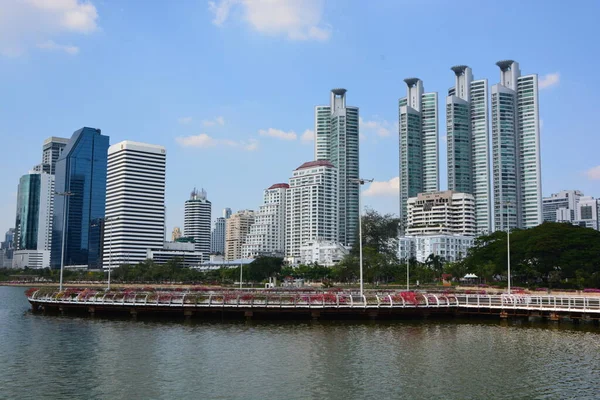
[27,290,600,321]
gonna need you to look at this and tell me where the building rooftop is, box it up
[295,160,335,170]
[404,78,421,87]
[268,183,290,190]
[496,60,516,71]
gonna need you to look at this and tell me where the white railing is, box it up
[27,291,600,314]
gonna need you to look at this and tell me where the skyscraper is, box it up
[491,60,542,231]
[184,188,212,260]
[12,172,54,269]
[446,66,491,234]
[285,161,338,262]
[242,183,288,258]
[32,137,69,174]
[398,78,439,231]
[210,208,231,255]
[51,127,109,269]
[315,89,359,247]
[225,210,255,261]
[103,141,166,268]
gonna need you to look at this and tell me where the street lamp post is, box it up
[350,177,373,297]
[505,202,512,295]
[407,256,410,292]
[239,262,243,289]
[55,191,73,292]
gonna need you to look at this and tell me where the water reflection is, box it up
[1,287,600,400]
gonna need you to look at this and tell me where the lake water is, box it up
[1,285,600,399]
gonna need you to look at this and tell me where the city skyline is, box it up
[1,0,599,238]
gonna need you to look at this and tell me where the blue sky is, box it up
[1,0,599,237]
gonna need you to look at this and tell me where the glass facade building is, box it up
[492,60,542,231]
[51,127,109,269]
[446,66,491,235]
[314,89,360,247]
[399,78,439,232]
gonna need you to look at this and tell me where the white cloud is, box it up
[202,116,226,127]
[364,177,399,197]
[178,116,193,125]
[37,39,79,54]
[0,0,99,57]
[585,166,600,181]
[539,72,560,90]
[209,0,331,41]
[301,129,314,143]
[359,117,393,137]
[176,133,258,151]
[259,128,297,140]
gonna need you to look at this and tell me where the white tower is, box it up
[104,141,166,268]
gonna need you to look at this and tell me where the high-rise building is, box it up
[542,190,584,223]
[211,217,226,254]
[406,190,476,236]
[315,89,359,247]
[0,228,15,268]
[285,161,338,262]
[103,141,166,269]
[12,172,54,269]
[42,137,70,174]
[574,196,600,230]
[171,227,182,241]
[446,66,491,235]
[242,183,288,258]
[184,188,212,260]
[51,127,109,269]
[399,78,439,231]
[491,60,542,231]
[225,210,255,261]
[211,208,231,255]
[32,137,69,175]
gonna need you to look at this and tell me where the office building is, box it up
[542,190,583,223]
[0,228,15,268]
[42,137,70,174]
[211,209,231,254]
[315,89,359,247]
[103,141,166,269]
[446,66,491,234]
[492,60,542,231]
[184,188,211,260]
[12,172,54,269]
[285,160,338,263]
[211,217,226,254]
[147,241,204,267]
[399,78,439,231]
[225,210,255,261]
[242,183,288,258]
[574,196,600,230]
[51,127,109,269]
[406,191,476,236]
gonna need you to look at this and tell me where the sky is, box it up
[1,0,599,238]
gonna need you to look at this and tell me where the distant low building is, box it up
[398,234,474,263]
[146,241,204,267]
[191,258,254,271]
[299,239,348,266]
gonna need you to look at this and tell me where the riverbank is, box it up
[4,281,600,297]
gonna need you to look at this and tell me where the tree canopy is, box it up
[462,222,600,288]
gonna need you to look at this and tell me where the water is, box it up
[1,286,600,399]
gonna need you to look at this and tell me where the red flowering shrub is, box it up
[24,288,39,297]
